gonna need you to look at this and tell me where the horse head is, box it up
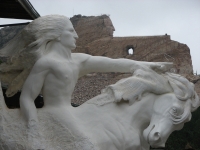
[143,73,200,148]
[86,70,199,149]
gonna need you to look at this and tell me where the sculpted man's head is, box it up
[26,15,78,55]
[0,15,78,57]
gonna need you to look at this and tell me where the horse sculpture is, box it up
[0,69,199,150]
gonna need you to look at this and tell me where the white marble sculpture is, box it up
[0,15,199,150]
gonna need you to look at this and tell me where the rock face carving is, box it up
[70,15,199,104]
[71,15,193,75]
[0,15,199,149]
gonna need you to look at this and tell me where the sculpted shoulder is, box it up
[71,53,91,64]
[32,56,53,73]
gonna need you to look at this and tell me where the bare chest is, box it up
[57,61,79,79]
[44,61,80,91]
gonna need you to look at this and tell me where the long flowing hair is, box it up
[0,15,69,58]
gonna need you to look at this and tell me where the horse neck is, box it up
[82,92,156,131]
[124,93,156,132]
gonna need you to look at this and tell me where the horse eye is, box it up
[171,107,181,116]
[171,106,184,116]
[172,108,177,114]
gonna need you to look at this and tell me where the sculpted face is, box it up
[60,18,78,50]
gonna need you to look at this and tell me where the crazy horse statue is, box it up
[0,15,199,150]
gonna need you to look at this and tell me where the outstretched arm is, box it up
[75,53,173,76]
[20,58,49,126]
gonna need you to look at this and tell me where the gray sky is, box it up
[0,0,199,74]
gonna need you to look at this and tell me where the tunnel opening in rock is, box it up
[126,45,134,55]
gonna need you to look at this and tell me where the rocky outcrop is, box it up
[71,15,114,47]
[71,15,193,75]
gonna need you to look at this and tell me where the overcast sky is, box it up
[0,0,199,74]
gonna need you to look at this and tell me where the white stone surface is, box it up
[0,15,199,150]
[0,72,199,150]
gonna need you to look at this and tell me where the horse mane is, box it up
[87,69,200,112]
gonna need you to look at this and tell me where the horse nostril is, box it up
[153,132,160,141]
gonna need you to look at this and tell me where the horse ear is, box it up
[166,73,200,111]
[191,92,200,112]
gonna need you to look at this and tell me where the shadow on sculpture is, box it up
[0,15,199,150]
